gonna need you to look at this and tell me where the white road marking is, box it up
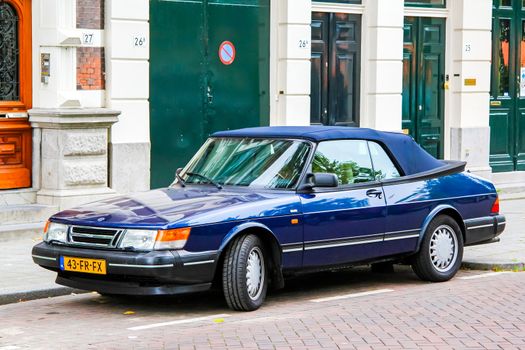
[459,272,512,280]
[127,314,231,331]
[310,288,394,303]
[0,346,20,350]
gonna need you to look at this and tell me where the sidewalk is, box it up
[0,199,523,305]
[462,199,525,271]
[0,235,81,305]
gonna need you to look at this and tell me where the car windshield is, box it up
[179,138,311,189]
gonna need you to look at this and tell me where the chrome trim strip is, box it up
[283,247,303,253]
[108,263,173,269]
[467,224,494,230]
[70,233,115,239]
[32,254,57,262]
[183,260,215,266]
[304,238,383,251]
[305,232,384,245]
[384,228,421,236]
[497,221,506,226]
[383,234,420,242]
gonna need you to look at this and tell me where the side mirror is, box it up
[298,173,339,191]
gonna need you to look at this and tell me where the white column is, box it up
[105,0,151,192]
[361,0,404,132]
[448,0,492,178]
[270,0,312,126]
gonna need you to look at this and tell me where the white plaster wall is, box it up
[270,0,311,126]
[105,0,150,145]
[362,0,404,132]
[446,0,492,176]
[448,0,492,129]
[32,0,81,109]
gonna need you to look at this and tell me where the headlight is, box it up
[44,222,69,243]
[119,229,157,250]
[119,227,191,251]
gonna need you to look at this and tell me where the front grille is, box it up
[69,226,123,248]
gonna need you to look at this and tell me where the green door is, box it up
[402,17,446,159]
[310,12,361,126]
[490,0,525,172]
[150,0,270,188]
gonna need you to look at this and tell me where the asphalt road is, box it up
[0,267,523,350]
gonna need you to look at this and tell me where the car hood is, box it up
[51,186,300,229]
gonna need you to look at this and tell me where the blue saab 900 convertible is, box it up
[32,126,506,311]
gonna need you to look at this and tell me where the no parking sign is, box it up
[219,41,236,65]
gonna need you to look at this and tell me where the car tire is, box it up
[222,234,268,311]
[412,215,464,282]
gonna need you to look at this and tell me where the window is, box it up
[0,2,19,101]
[181,138,311,189]
[405,0,446,7]
[0,0,31,112]
[368,142,401,180]
[312,140,375,185]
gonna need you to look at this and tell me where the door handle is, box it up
[366,189,383,199]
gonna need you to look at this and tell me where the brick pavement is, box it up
[0,267,523,349]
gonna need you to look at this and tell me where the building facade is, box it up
[0,0,518,231]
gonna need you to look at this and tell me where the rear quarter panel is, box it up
[382,172,497,253]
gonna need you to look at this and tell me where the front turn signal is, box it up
[491,197,500,214]
[155,227,191,250]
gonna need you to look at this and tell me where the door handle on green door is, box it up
[207,86,213,104]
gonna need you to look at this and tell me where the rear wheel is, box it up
[412,215,464,282]
[222,234,268,311]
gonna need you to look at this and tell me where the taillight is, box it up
[491,197,500,214]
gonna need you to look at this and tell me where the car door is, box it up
[300,140,388,267]
[367,141,421,255]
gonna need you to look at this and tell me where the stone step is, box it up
[0,204,58,241]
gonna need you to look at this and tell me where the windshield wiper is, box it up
[186,172,223,190]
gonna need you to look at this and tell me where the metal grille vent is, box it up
[69,226,123,248]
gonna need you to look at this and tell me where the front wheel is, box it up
[222,234,268,311]
[412,215,464,282]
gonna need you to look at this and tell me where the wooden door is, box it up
[490,0,525,172]
[403,17,446,159]
[0,0,32,189]
[310,12,361,127]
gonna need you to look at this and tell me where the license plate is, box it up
[60,256,107,275]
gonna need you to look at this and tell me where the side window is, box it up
[312,140,375,185]
[368,142,401,180]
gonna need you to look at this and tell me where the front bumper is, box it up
[32,242,219,296]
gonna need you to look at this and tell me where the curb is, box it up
[461,261,525,271]
[0,287,88,306]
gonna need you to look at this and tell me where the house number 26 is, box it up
[134,37,147,47]
[298,39,309,49]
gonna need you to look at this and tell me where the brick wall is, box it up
[77,47,105,90]
[76,0,104,30]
